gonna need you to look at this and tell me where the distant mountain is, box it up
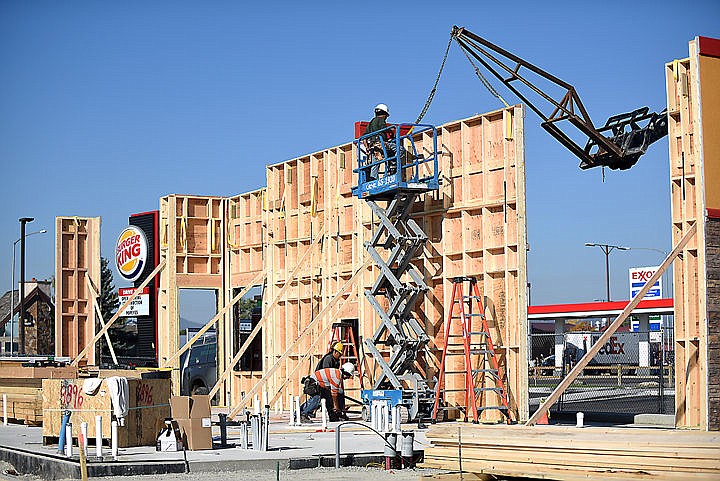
[180,317,206,331]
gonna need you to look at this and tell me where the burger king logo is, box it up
[116,226,148,282]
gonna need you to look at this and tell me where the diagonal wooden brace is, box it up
[526,223,697,425]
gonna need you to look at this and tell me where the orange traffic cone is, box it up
[537,410,549,425]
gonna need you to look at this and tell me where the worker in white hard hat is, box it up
[300,363,356,423]
[315,341,344,371]
[364,103,399,179]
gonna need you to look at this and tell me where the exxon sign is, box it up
[629,266,662,300]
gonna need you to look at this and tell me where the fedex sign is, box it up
[629,266,662,299]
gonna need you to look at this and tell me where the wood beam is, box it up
[85,277,118,365]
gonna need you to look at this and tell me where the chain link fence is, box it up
[528,330,675,420]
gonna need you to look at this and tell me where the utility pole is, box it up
[585,243,629,302]
[18,217,34,355]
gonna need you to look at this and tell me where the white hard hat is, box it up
[374,103,389,115]
[341,362,356,377]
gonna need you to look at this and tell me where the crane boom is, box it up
[452,26,668,170]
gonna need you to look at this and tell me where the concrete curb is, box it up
[187,454,387,472]
[633,413,675,427]
[0,446,186,480]
[0,446,79,480]
[0,445,399,478]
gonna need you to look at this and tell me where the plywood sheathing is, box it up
[158,108,527,419]
[228,106,528,420]
[694,38,720,432]
[42,378,171,447]
[54,216,101,364]
[665,37,720,430]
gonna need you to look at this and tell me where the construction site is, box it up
[1,14,719,481]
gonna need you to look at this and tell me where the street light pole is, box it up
[585,243,629,302]
[10,228,47,355]
[18,217,34,356]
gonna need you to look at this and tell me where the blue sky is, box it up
[1,1,718,322]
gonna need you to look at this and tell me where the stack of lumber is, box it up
[422,423,720,480]
[1,377,43,425]
[0,363,78,426]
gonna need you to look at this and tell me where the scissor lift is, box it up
[352,123,440,421]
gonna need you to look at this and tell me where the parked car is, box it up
[180,340,217,396]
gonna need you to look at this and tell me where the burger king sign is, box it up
[116,226,148,282]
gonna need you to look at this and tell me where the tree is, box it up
[568,320,597,332]
[100,257,119,320]
[237,298,257,320]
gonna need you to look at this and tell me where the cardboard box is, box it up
[170,396,192,419]
[189,395,211,418]
[170,395,213,450]
[176,418,212,451]
[170,395,211,420]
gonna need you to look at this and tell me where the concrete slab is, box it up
[633,413,675,427]
[0,415,432,480]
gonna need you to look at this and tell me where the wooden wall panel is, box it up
[666,37,720,430]
[228,190,265,287]
[157,108,527,419]
[698,38,720,431]
[54,216,101,364]
[158,194,229,400]
[696,37,720,431]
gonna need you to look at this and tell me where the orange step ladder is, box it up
[432,276,512,423]
[328,320,363,387]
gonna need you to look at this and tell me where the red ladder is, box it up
[329,320,363,387]
[432,277,512,423]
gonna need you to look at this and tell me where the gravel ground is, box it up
[0,465,448,481]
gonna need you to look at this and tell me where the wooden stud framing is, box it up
[209,227,325,399]
[158,107,528,419]
[665,37,720,430]
[158,194,229,401]
[54,216,101,364]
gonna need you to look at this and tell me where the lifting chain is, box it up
[415,34,454,124]
[457,42,509,108]
[415,30,510,125]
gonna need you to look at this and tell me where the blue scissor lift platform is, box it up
[352,123,441,422]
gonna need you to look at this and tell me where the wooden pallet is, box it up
[422,423,720,481]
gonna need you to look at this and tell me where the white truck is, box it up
[565,332,641,365]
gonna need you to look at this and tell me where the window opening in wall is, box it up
[179,289,218,403]
[233,289,263,373]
